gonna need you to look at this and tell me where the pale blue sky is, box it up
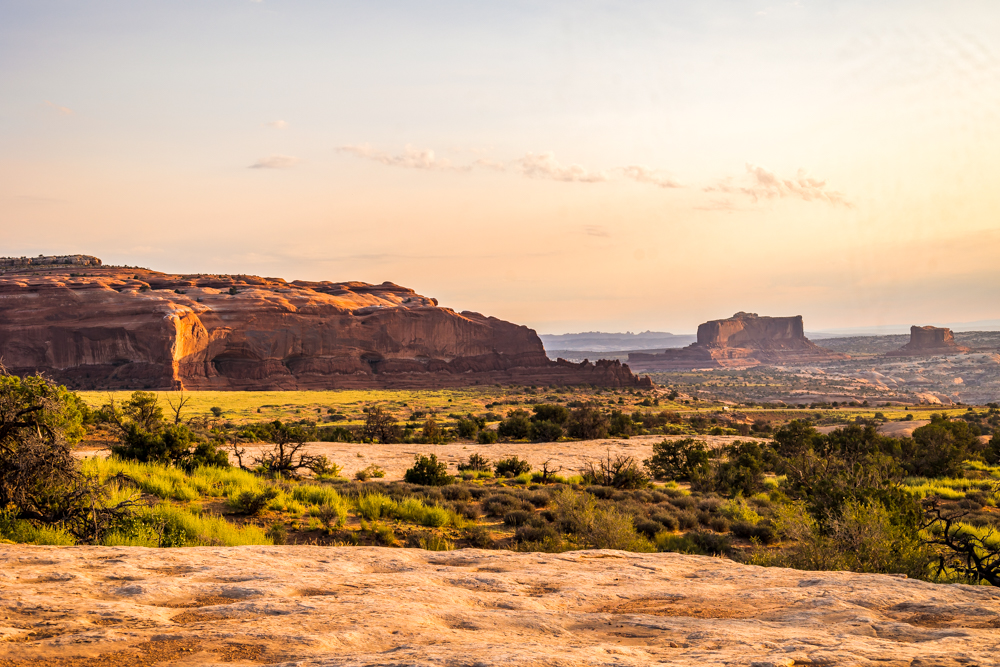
[2,1,998,333]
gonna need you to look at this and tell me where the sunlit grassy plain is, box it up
[75,387,976,428]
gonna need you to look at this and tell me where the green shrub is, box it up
[465,525,493,548]
[458,453,491,472]
[498,411,531,440]
[418,532,454,551]
[644,438,711,482]
[228,487,279,515]
[403,454,452,486]
[494,456,531,477]
[477,429,499,444]
[355,464,386,481]
[529,420,564,442]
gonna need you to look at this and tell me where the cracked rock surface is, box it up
[1,545,998,666]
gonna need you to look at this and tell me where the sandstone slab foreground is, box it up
[1,546,998,666]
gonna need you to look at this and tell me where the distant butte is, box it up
[0,255,651,390]
[886,325,970,357]
[627,312,845,371]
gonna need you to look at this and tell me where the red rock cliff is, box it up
[0,260,650,390]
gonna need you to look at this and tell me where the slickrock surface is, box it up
[629,313,844,371]
[0,257,649,390]
[1,546,998,666]
[887,327,971,357]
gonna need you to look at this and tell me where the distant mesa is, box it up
[0,254,102,268]
[627,312,845,371]
[0,256,651,390]
[886,325,970,357]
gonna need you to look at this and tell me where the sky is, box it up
[1,0,998,335]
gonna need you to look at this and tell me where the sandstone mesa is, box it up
[886,326,971,357]
[628,312,845,371]
[0,256,650,390]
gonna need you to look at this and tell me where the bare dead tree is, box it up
[248,421,335,477]
[165,391,191,425]
[538,459,563,483]
[922,488,1000,586]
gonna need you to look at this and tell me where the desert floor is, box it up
[1,545,998,666]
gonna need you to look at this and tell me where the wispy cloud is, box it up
[706,163,850,206]
[44,100,73,115]
[513,152,609,183]
[620,165,682,189]
[335,143,849,206]
[264,120,287,129]
[581,225,610,237]
[249,155,298,169]
[338,144,467,171]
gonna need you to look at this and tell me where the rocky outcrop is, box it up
[887,326,970,357]
[2,545,998,666]
[628,313,844,371]
[0,259,650,390]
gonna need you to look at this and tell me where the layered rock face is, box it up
[628,313,844,371]
[887,325,970,357]
[0,258,650,390]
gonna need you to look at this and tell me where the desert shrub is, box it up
[367,521,398,546]
[482,493,521,517]
[354,464,386,481]
[465,525,493,548]
[458,453,491,472]
[731,520,776,544]
[498,411,531,440]
[356,492,396,520]
[532,404,570,424]
[644,438,711,482]
[581,453,649,489]
[903,417,984,477]
[477,429,499,444]
[529,420,564,442]
[565,407,609,440]
[267,523,287,545]
[676,510,699,530]
[504,509,534,527]
[708,516,730,533]
[668,495,696,510]
[442,485,472,501]
[495,456,531,477]
[652,512,679,532]
[549,488,653,552]
[984,433,1000,465]
[403,454,452,486]
[0,371,141,544]
[707,441,770,496]
[721,496,762,525]
[228,487,279,515]
[418,532,454,551]
[688,530,731,555]
[523,490,551,508]
[634,518,664,539]
[311,502,348,529]
[607,410,635,437]
[456,418,479,439]
[759,500,930,577]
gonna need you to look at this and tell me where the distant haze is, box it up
[539,332,695,352]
